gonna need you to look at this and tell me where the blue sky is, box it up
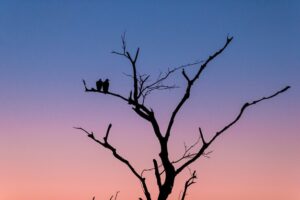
[0,1,299,200]
[1,0,299,126]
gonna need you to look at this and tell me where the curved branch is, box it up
[165,37,233,140]
[209,86,290,144]
[74,124,152,200]
[176,86,290,174]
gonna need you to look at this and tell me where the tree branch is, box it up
[191,36,233,83]
[181,170,197,200]
[103,124,112,142]
[176,85,290,174]
[140,135,212,177]
[153,159,162,189]
[83,79,129,103]
[182,69,190,82]
[165,37,234,141]
[208,86,291,144]
[112,33,139,102]
[137,61,202,103]
[74,124,152,200]
[198,127,207,145]
[109,191,120,200]
[83,79,155,125]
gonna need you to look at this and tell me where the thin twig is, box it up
[181,170,197,200]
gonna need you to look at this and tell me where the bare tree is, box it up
[75,34,290,200]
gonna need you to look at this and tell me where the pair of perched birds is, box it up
[96,78,109,93]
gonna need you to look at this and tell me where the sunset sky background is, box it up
[0,1,299,200]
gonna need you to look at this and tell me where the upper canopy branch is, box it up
[137,61,203,103]
[165,36,234,141]
[114,33,205,105]
[176,85,290,175]
[112,33,139,102]
[191,36,233,83]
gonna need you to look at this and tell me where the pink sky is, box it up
[0,1,299,200]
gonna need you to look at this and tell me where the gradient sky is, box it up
[0,1,299,200]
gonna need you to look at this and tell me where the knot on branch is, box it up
[88,133,95,139]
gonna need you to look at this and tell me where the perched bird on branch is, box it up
[103,79,109,93]
[96,79,103,92]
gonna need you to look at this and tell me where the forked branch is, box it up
[140,129,212,177]
[113,33,204,104]
[74,124,151,200]
[165,36,234,140]
[181,170,197,200]
[112,33,139,102]
[137,61,203,103]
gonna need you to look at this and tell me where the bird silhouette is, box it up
[103,79,109,93]
[96,79,103,92]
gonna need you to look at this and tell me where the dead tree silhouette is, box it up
[75,34,290,200]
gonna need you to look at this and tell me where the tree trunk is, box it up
[157,144,176,200]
